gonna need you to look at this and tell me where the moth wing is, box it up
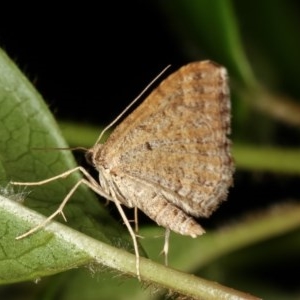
[101,61,234,217]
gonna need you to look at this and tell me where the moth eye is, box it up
[85,150,94,166]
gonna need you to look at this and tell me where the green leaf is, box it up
[0,47,131,282]
[0,195,92,283]
[1,196,260,298]
[233,144,300,174]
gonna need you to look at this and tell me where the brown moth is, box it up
[12,60,234,280]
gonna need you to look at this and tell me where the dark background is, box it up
[0,2,187,125]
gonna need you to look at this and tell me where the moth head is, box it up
[85,144,103,167]
[85,148,94,166]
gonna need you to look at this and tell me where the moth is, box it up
[12,60,234,280]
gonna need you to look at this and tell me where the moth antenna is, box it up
[32,146,88,152]
[94,65,171,146]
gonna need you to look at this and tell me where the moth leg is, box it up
[161,228,170,266]
[113,200,141,280]
[11,167,113,239]
[11,166,101,193]
[13,168,143,280]
[134,206,139,233]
